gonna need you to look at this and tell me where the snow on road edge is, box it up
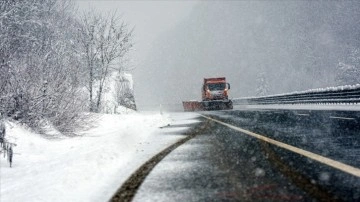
[0,112,200,202]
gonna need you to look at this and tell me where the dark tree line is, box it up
[0,0,134,134]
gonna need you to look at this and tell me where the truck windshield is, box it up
[207,83,226,91]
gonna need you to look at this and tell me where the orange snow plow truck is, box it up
[182,77,233,111]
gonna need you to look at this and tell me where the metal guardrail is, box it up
[232,85,360,105]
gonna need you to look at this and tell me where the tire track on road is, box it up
[109,119,210,202]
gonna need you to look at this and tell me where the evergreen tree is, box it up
[256,70,269,96]
[336,48,360,85]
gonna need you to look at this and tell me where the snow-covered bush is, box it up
[0,1,88,133]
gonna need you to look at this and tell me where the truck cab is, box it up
[202,77,231,101]
[182,77,233,111]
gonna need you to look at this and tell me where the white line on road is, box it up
[329,116,355,121]
[296,113,310,116]
[201,115,360,178]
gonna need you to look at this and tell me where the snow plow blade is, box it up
[182,100,233,111]
[182,101,204,111]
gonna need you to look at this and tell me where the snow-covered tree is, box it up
[0,0,135,132]
[0,0,87,133]
[79,11,133,112]
[114,73,136,111]
[256,69,269,96]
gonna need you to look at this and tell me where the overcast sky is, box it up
[75,1,360,110]
[76,0,198,65]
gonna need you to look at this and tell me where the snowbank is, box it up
[0,112,200,202]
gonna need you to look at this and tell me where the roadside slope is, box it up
[0,112,200,202]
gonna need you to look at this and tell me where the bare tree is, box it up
[79,10,133,112]
[78,11,102,112]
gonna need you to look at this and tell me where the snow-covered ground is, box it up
[0,111,200,202]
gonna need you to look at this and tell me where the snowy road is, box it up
[132,108,360,201]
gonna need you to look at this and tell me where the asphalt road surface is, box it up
[132,109,360,201]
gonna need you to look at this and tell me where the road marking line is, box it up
[201,115,360,178]
[329,116,355,121]
[296,114,310,116]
